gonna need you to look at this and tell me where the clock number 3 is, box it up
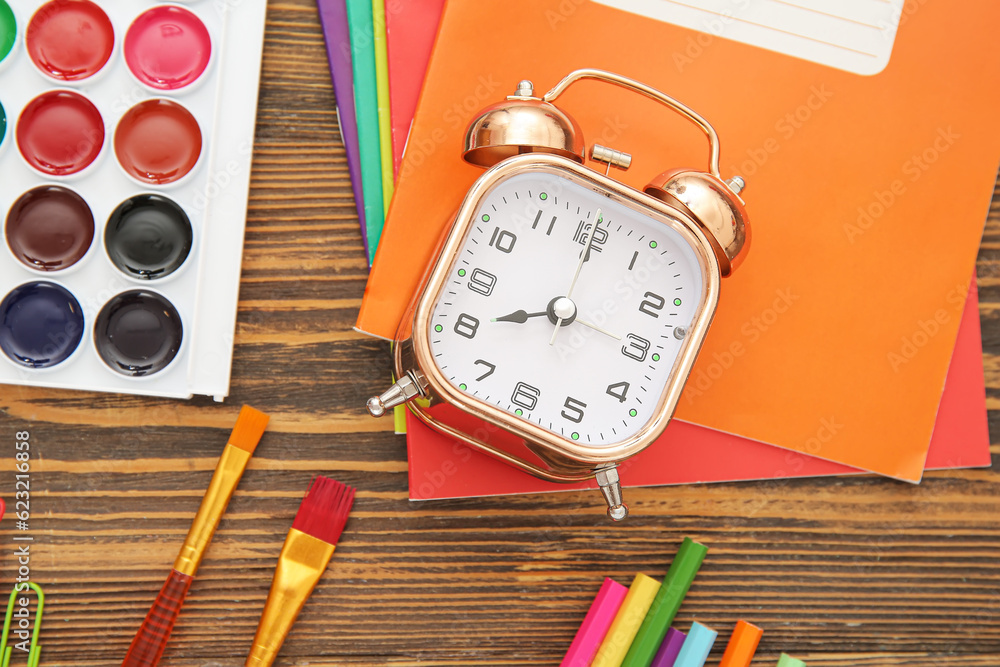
[622,334,650,362]
[454,313,480,339]
[561,397,586,423]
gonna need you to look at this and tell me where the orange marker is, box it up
[718,620,763,667]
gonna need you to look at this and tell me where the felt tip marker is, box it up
[623,537,708,666]
[673,622,717,667]
[592,573,661,667]
[560,578,628,667]
[718,620,763,667]
[650,627,686,667]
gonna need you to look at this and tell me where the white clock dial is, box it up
[427,170,707,447]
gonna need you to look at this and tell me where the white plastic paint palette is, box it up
[0,0,267,399]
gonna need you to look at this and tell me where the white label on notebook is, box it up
[591,0,906,75]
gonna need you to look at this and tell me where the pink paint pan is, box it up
[124,5,212,92]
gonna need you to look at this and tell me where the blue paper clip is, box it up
[0,582,43,667]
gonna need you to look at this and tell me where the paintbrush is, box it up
[122,405,270,667]
[245,476,355,667]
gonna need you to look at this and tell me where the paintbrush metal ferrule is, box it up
[245,528,337,667]
[173,443,253,576]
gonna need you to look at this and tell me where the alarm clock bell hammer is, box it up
[368,69,750,521]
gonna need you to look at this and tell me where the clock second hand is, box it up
[550,208,602,346]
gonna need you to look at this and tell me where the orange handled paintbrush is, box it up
[122,405,270,667]
[245,476,355,666]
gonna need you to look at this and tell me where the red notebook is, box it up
[385,0,446,177]
[407,279,989,500]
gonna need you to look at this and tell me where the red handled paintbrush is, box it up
[122,405,270,667]
[245,476,355,666]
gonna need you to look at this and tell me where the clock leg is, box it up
[595,465,628,521]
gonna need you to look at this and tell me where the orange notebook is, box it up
[357,0,1000,481]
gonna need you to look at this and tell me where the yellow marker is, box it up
[592,574,661,667]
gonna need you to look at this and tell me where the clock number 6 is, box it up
[639,292,665,318]
[561,397,587,423]
[454,313,480,339]
[511,382,540,411]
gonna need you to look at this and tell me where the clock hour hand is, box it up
[492,309,547,324]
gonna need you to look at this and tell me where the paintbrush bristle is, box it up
[292,476,356,545]
[227,405,270,454]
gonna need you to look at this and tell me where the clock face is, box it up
[425,168,711,449]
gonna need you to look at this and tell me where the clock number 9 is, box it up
[561,397,587,424]
[639,292,665,318]
[468,268,497,297]
[622,334,651,362]
[489,228,517,253]
[454,313,480,339]
[511,382,540,411]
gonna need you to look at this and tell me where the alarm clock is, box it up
[367,69,750,520]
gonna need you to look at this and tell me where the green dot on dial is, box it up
[540,193,547,200]
[434,324,443,332]
[459,383,467,390]
[674,298,682,306]
[652,353,660,361]
[650,241,658,248]
[571,432,579,440]
[629,409,638,417]
[515,408,523,416]
[458,269,466,277]
[482,214,490,222]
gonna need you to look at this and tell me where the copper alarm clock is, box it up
[368,69,750,520]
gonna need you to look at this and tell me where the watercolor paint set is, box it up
[0,0,267,400]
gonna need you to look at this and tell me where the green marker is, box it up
[621,537,708,667]
[0,1,15,65]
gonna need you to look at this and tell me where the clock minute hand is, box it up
[492,310,547,324]
[550,208,602,345]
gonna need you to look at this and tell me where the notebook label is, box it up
[590,0,907,75]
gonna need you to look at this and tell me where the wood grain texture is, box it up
[0,1,998,665]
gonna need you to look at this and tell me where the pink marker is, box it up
[561,578,628,667]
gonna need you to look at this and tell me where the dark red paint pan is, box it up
[26,0,115,82]
[16,89,104,176]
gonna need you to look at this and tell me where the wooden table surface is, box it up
[1,2,998,665]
